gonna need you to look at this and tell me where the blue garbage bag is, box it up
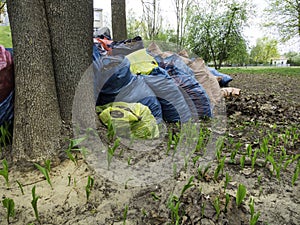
[208,67,232,87]
[143,67,193,122]
[155,55,212,118]
[0,91,14,126]
[93,48,162,123]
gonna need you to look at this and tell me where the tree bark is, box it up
[111,0,127,41]
[6,0,93,168]
[7,0,62,167]
[45,0,93,124]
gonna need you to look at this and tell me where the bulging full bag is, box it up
[97,102,159,139]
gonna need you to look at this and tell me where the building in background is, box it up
[272,57,289,66]
[94,8,103,34]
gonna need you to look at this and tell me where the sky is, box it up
[94,0,299,54]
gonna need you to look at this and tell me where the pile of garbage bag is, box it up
[93,32,234,138]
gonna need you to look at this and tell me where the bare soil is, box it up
[0,72,299,225]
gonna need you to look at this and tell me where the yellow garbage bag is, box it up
[96,102,159,139]
[126,49,158,75]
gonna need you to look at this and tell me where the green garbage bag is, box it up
[126,49,158,75]
[97,102,159,139]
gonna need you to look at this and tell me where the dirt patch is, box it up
[0,72,299,225]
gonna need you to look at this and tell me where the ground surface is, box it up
[0,72,299,225]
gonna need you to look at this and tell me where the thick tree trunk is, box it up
[111,0,127,41]
[7,0,62,167]
[45,0,93,125]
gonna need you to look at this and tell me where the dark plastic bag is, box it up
[155,54,212,118]
[143,67,192,122]
[208,67,233,87]
[93,50,162,123]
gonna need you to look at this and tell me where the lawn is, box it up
[0,26,12,48]
[219,66,300,76]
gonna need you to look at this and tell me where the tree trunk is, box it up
[45,0,93,125]
[111,0,127,41]
[7,0,93,168]
[7,0,62,167]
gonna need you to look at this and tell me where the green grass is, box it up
[0,26,12,48]
[219,66,300,76]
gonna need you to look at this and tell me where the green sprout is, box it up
[106,119,116,141]
[167,194,180,225]
[246,144,252,158]
[16,180,24,195]
[44,159,51,173]
[192,155,201,166]
[181,176,194,197]
[123,205,128,225]
[251,149,259,170]
[292,161,300,186]
[249,197,260,225]
[0,159,9,187]
[225,193,230,213]
[240,155,246,170]
[0,123,12,152]
[197,163,211,180]
[213,196,221,220]
[215,137,224,161]
[236,183,247,207]
[266,155,280,180]
[2,197,15,224]
[107,138,120,169]
[167,176,195,225]
[34,162,52,189]
[85,175,94,202]
[214,156,226,181]
[224,172,232,192]
[65,136,88,166]
[229,149,238,164]
[151,192,161,201]
[31,186,40,223]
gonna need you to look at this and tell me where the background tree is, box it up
[264,0,300,42]
[250,37,280,64]
[226,39,249,66]
[7,0,93,166]
[187,0,250,69]
[173,0,194,48]
[141,0,162,40]
[284,51,300,66]
[127,9,147,38]
[111,0,127,40]
[0,1,5,23]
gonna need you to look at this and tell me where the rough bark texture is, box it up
[45,0,93,124]
[6,0,93,168]
[7,0,62,166]
[111,0,127,41]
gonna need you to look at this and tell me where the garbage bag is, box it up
[126,49,158,75]
[143,67,193,122]
[0,45,14,102]
[94,54,135,104]
[97,102,159,139]
[0,91,14,126]
[112,76,163,123]
[208,67,232,87]
[181,57,223,107]
[155,54,212,118]
[93,54,162,123]
[111,36,144,56]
